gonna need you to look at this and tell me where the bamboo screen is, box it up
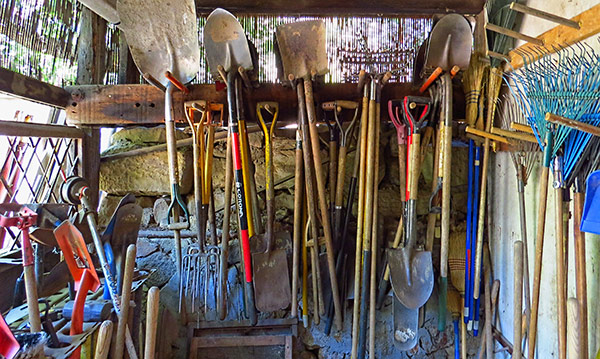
[0,3,432,85]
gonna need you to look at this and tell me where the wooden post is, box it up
[76,7,106,209]
[118,32,139,84]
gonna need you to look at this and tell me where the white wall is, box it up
[491,1,600,357]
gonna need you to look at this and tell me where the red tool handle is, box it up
[165,71,190,94]
[419,67,443,94]
[230,126,252,283]
[70,269,95,359]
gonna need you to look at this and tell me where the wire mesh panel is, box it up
[0,109,79,248]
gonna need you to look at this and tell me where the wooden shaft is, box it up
[291,131,304,319]
[510,2,581,29]
[218,135,233,320]
[368,104,380,356]
[546,112,600,137]
[528,165,549,359]
[94,321,113,359]
[302,215,309,326]
[567,298,580,359]
[461,302,467,359]
[556,187,567,359]
[511,122,534,134]
[426,127,441,252]
[484,267,493,359]
[490,126,538,144]
[114,245,136,359]
[352,87,370,359]
[440,84,453,278]
[334,146,348,208]
[309,233,320,325]
[466,126,510,144]
[513,240,523,359]
[574,190,588,359]
[23,265,42,332]
[304,79,342,331]
[329,140,338,209]
[485,22,544,46]
[144,287,160,359]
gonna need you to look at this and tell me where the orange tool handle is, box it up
[419,67,443,93]
[164,71,190,94]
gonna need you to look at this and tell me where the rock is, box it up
[100,147,193,196]
[102,126,188,156]
[141,208,153,228]
[153,197,170,226]
[136,239,159,257]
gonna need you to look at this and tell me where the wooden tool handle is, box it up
[144,287,160,359]
[513,241,523,359]
[113,245,136,359]
[94,320,113,359]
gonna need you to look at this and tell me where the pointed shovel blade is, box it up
[388,248,434,309]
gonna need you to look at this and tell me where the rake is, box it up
[509,43,600,359]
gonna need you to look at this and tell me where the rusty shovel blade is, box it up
[275,20,328,80]
[252,232,292,312]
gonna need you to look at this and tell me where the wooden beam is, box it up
[509,3,600,70]
[0,121,84,139]
[194,0,484,15]
[76,8,107,209]
[0,67,70,108]
[65,83,418,127]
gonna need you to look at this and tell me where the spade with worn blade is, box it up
[117,0,199,86]
[204,8,258,325]
[424,14,472,72]
[388,97,434,310]
[253,102,292,312]
[276,19,343,331]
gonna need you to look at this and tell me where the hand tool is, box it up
[145,287,160,359]
[54,220,100,359]
[302,205,309,327]
[421,13,472,331]
[276,20,342,330]
[352,75,370,358]
[59,176,137,359]
[574,177,589,359]
[322,100,359,332]
[204,8,257,325]
[117,0,199,321]
[323,107,339,225]
[0,207,41,333]
[218,129,234,321]
[253,102,292,312]
[513,240,523,359]
[113,244,136,359]
[94,321,113,359]
[388,96,433,310]
[291,129,305,320]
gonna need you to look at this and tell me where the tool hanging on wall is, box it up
[253,101,292,312]
[204,7,258,325]
[276,19,343,331]
[118,0,199,322]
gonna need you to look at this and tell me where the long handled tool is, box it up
[60,176,138,359]
[253,102,292,312]
[218,128,234,321]
[0,207,41,333]
[144,287,160,359]
[204,8,257,324]
[54,220,100,359]
[421,14,472,331]
[94,321,113,359]
[117,0,199,321]
[113,244,136,359]
[276,20,342,331]
[388,96,433,310]
[322,100,359,333]
[291,129,305,319]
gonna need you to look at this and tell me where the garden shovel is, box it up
[253,102,292,312]
[276,19,343,331]
[204,7,257,324]
[388,96,434,310]
[117,0,199,318]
